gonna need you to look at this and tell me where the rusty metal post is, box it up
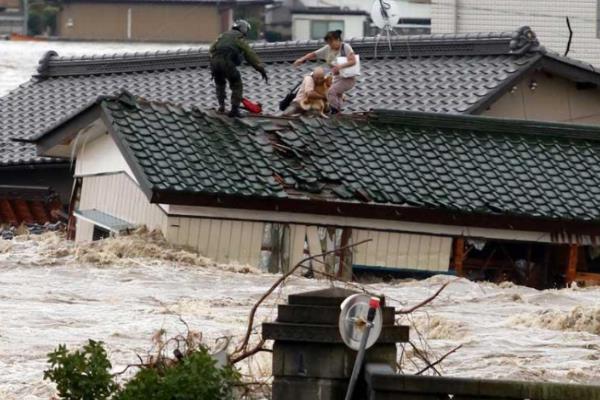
[338,228,353,281]
[565,244,578,286]
[453,237,465,277]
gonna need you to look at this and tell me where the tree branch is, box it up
[408,340,441,376]
[230,338,267,364]
[233,238,372,356]
[396,279,458,314]
[416,344,463,375]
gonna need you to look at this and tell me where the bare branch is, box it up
[230,338,267,364]
[416,344,463,376]
[408,340,441,376]
[233,238,372,356]
[396,279,458,314]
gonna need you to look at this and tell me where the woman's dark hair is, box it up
[324,30,343,42]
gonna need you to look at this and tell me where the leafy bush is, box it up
[115,347,240,400]
[44,340,117,400]
[26,1,59,35]
[27,11,44,36]
[44,339,241,400]
[42,5,60,34]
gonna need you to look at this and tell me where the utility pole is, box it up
[22,0,28,35]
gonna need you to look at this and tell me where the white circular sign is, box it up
[338,294,383,351]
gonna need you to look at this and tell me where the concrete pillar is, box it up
[262,287,409,400]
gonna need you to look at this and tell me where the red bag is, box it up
[242,98,262,114]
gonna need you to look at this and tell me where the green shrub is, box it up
[27,10,44,36]
[115,347,240,400]
[42,5,59,35]
[45,340,241,400]
[44,340,117,400]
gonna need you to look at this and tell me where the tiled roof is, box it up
[3,27,600,167]
[99,92,600,223]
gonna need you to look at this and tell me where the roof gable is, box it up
[83,92,600,225]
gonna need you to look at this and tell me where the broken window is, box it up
[457,239,574,289]
[92,225,110,241]
[259,223,353,279]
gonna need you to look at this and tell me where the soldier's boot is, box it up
[216,89,226,114]
[229,74,244,118]
[228,106,244,118]
[214,73,227,114]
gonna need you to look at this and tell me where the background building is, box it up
[0,0,23,35]
[266,0,431,41]
[291,7,368,40]
[56,0,273,42]
[432,0,600,67]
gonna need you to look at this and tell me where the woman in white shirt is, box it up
[293,30,357,114]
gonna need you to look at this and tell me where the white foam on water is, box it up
[0,232,599,398]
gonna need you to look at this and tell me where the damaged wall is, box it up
[166,216,265,267]
[76,172,168,241]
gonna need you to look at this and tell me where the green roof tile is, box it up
[101,94,600,223]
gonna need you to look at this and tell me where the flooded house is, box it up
[25,89,600,289]
[4,26,600,286]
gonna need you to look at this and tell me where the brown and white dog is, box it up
[300,70,333,117]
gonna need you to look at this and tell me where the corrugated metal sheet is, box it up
[76,174,451,270]
[166,217,265,266]
[353,230,451,271]
[78,173,167,233]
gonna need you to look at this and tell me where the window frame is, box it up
[310,19,345,40]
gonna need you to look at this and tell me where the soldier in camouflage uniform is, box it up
[209,20,268,118]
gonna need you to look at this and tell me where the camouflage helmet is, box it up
[232,19,251,35]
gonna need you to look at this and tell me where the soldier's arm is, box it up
[237,38,265,71]
[209,35,220,57]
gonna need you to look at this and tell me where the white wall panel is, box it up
[75,134,136,180]
[432,0,600,67]
[353,230,451,271]
[78,173,167,233]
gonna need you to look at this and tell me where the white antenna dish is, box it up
[338,294,383,351]
[370,0,405,56]
[370,0,401,30]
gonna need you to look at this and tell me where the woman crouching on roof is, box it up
[293,29,356,115]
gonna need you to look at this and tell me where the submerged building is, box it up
[26,90,600,288]
[3,27,600,286]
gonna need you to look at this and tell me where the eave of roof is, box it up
[151,188,600,236]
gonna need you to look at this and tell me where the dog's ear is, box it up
[325,75,333,86]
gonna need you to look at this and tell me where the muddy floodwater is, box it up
[0,233,599,399]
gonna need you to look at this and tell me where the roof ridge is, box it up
[35,28,534,79]
[103,91,600,144]
[370,109,600,142]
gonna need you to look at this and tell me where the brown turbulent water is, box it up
[0,232,599,399]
